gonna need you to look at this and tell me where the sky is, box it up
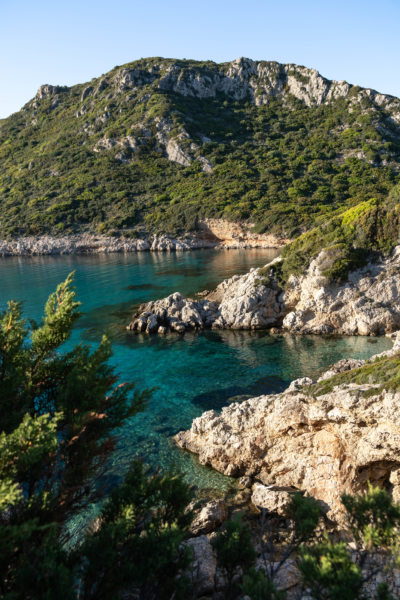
[1,0,399,119]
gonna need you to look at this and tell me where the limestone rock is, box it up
[282,247,400,336]
[174,345,400,523]
[189,499,228,536]
[251,483,294,516]
[286,377,313,392]
[184,536,216,596]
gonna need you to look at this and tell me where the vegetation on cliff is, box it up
[0,57,399,238]
[264,182,400,285]
[308,348,400,397]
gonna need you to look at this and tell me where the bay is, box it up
[0,249,392,494]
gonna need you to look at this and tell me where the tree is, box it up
[0,274,193,599]
[298,485,400,600]
[212,514,256,599]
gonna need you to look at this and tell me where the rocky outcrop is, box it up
[154,57,398,115]
[130,244,400,337]
[282,246,400,335]
[174,339,400,523]
[127,262,285,333]
[127,292,219,333]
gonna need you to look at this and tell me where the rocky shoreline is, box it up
[174,335,400,598]
[128,245,400,336]
[0,221,288,257]
[174,333,400,525]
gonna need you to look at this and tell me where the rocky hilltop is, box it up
[174,334,400,524]
[1,57,400,239]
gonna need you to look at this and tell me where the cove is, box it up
[0,249,392,495]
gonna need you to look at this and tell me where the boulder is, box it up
[251,483,294,516]
[189,499,228,536]
[184,536,216,596]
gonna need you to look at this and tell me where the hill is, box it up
[1,57,400,238]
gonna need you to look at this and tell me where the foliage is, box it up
[287,492,323,540]
[297,485,400,600]
[308,350,400,396]
[342,483,400,551]
[241,568,285,600]
[212,514,256,576]
[243,487,400,600]
[299,540,363,600]
[0,58,399,238]
[212,514,256,598]
[0,274,192,600]
[77,462,193,600]
[277,186,400,284]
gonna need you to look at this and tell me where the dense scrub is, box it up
[0,58,399,237]
[265,183,400,284]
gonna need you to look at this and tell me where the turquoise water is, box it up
[0,250,392,493]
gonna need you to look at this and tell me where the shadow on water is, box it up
[122,283,162,291]
[192,374,288,411]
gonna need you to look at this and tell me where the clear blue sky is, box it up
[1,0,399,118]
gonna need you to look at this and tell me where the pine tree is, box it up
[0,274,192,599]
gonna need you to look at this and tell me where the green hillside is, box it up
[1,57,400,238]
[268,182,400,285]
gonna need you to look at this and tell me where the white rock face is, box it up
[212,265,283,329]
[154,116,212,170]
[156,58,357,108]
[174,343,400,522]
[282,247,400,335]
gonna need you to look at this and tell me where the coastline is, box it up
[0,230,289,257]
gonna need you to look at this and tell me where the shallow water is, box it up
[0,249,392,494]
